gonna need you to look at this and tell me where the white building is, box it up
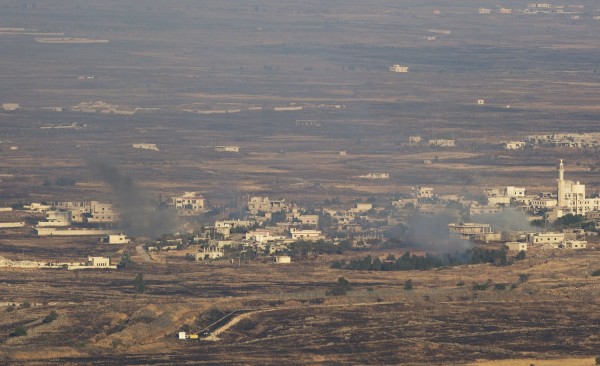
[132,143,159,151]
[555,160,600,217]
[389,65,409,73]
[503,141,527,150]
[88,201,120,223]
[274,255,291,264]
[290,228,323,241]
[505,242,527,252]
[479,8,492,14]
[528,232,564,245]
[87,257,110,267]
[299,215,319,226]
[2,103,20,111]
[414,186,434,200]
[428,139,456,147]
[37,210,72,227]
[195,246,224,261]
[360,173,389,179]
[104,234,130,244]
[214,146,239,152]
[171,192,205,212]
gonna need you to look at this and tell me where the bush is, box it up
[404,279,413,290]
[42,310,59,324]
[515,250,526,260]
[591,269,600,277]
[494,284,506,291]
[595,356,600,365]
[518,273,530,283]
[456,280,465,287]
[20,302,31,309]
[10,326,27,337]
[327,277,352,296]
[134,273,146,293]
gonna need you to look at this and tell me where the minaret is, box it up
[557,159,565,207]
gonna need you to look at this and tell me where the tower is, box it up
[557,159,565,207]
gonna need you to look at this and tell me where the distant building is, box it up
[428,139,456,147]
[479,8,492,14]
[290,228,323,241]
[408,136,422,144]
[360,173,389,179]
[528,232,564,245]
[503,141,527,150]
[171,192,205,214]
[448,223,494,241]
[505,242,527,252]
[414,186,434,200]
[214,146,239,152]
[133,143,159,151]
[274,255,291,264]
[499,8,512,14]
[299,215,319,226]
[103,234,130,244]
[2,103,20,111]
[389,65,409,73]
[194,246,224,261]
[87,257,110,267]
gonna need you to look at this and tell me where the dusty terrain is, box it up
[1,1,600,364]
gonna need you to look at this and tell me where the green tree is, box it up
[327,277,352,296]
[404,279,413,290]
[518,273,530,283]
[591,269,600,277]
[118,251,134,269]
[515,250,526,260]
[134,273,146,293]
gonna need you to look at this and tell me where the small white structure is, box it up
[389,65,409,73]
[195,246,224,261]
[87,257,110,267]
[275,255,291,264]
[477,99,485,105]
[499,8,513,14]
[133,143,159,151]
[360,173,389,179]
[409,136,422,144]
[2,103,20,111]
[428,139,456,147]
[104,234,130,244]
[503,141,527,150]
[505,242,527,252]
[479,8,492,14]
[37,210,72,227]
[214,146,239,152]
[178,332,187,340]
[0,222,25,229]
[290,228,323,241]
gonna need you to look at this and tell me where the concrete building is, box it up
[2,103,21,111]
[389,65,409,73]
[528,232,564,245]
[171,192,205,214]
[299,215,319,226]
[448,223,493,241]
[214,146,239,152]
[194,246,224,261]
[554,159,600,218]
[428,139,456,147]
[35,228,119,236]
[274,255,291,264]
[414,186,434,200]
[133,143,159,151]
[409,136,422,144]
[103,234,130,244]
[0,222,25,228]
[503,141,526,150]
[88,201,120,223]
[290,228,323,241]
[37,210,72,227]
[360,173,389,179]
[505,242,527,252]
[479,8,492,14]
[87,257,110,267]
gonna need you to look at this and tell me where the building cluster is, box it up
[525,133,600,149]
[0,255,115,270]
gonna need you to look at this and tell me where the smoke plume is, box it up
[404,212,473,254]
[470,207,536,233]
[88,160,177,237]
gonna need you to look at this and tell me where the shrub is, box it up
[494,284,506,291]
[42,310,59,324]
[456,280,465,287]
[10,326,27,337]
[595,356,600,365]
[327,277,352,296]
[518,273,530,283]
[591,269,600,277]
[134,273,146,293]
[404,279,413,290]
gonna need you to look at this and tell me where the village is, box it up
[1,159,597,271]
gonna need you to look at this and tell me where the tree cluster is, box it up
[331,247,508,271]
